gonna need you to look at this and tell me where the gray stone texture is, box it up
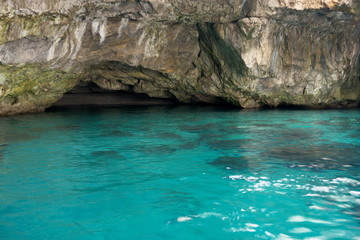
[0,0,359,115]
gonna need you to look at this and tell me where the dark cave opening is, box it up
[48,81,238,111]
[48,81,178,109]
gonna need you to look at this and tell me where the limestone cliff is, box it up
[0,0,359,115]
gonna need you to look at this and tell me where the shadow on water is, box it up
[100,130,134,137]
[154,132,182,140]
[266,143,360,171]
[153,191,203,219]
[180,141,198,150]
[52,124,82,131]
[179,123,218,133]
[71,150,125,169]
[209,156,248,171]
[138,145,176,156]
[206,139,250,151]
[1,133,39,143]
[91,150,123,158]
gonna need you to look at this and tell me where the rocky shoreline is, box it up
[0,0,359,115]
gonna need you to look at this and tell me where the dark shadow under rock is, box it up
[50,93,177,108]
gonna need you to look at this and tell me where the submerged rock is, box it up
[0,0,359,115]
[209,156,248,171]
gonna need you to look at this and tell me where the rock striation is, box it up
[0,0,359,115]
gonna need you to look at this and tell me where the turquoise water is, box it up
[0,106,359,240]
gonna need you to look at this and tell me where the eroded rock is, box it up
[0,0,359,115]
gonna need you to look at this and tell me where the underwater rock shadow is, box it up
[154,132,182,140]
[266,144,360,171]
[53,124,82,131]
[209,156,248,171]
[179,123,218,133]
[206,139,251,151]
[1,133,39,143]
[101,130,134,137]
[91,150,123,158]
[70,150,126,168]
[138,145,176,156]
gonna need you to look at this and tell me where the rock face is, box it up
[0,0,359,115]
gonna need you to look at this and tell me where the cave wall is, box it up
[0,0,359,115]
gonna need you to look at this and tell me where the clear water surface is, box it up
[0,106,359,240]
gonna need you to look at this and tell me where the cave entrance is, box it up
[49,81,178,109]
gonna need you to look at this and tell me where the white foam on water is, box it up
[273,183,285,187]
[335,219,350,222]
[245,223,259,228]
[328,195,353,203]
[331,178,360,185]
[194,212,222,218]
[177,216,192,222]
[289,227,312,234]
[296,184,310,190]
[246,176,259,182]
[265,231,275,238]
[288,215,306,222]
[307,218,332,224]
[349,191,360,197]
[277,233,296,240]
[287,216,332,225]
[304,193,321,197]
[304,237,326,240]
[309,205,327,210]
[311,186,333,192]
[338,204,352,209]
[229,175,243,180]
[277,178,289,182]
[254,180,271,188]
[230,227,256,232]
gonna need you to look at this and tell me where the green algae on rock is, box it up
[0,64,81,116]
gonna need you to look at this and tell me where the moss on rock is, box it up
[0,64,82,115]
